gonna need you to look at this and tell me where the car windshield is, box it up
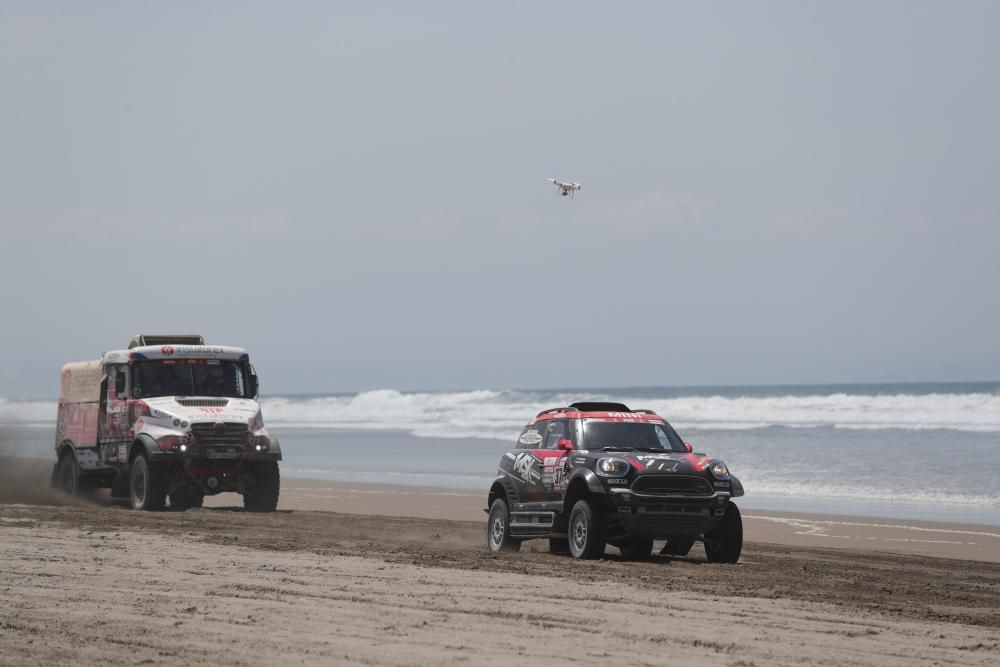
[132,360,250,399]
[581,420,686,452]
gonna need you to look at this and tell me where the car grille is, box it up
[191,422,248,448]
[632,510,712,535]
[177,399,230,408]
[631,475,713,496]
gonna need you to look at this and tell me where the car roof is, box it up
[526,402,664,426]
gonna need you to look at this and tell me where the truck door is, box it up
[99,363,132,463]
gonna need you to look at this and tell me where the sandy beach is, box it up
[2,458,999,665]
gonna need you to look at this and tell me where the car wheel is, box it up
[548,538,570,555]
[704,503,743,564]
[620,536,654,561]
[243,462,280,512]
[487,498,521,553]
[661,538,696,557]
[130,454,167,511]
[568,499,605,560]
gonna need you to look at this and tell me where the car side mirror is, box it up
[557,438,573,451]
[247,374,258,399]
[684,441,693,453]
[115,371,126,397]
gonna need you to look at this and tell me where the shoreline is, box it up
[224,476,1000,563]
[4,455,998,563]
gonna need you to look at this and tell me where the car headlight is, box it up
[596,457,630,477]
[710,461,730,479]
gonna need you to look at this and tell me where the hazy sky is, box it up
[1,1,998,398]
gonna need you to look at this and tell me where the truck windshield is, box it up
[132,360,250,399]
[581,420,686,452]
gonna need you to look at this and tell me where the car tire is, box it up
[704,503,743,564]
[661,538,696,557]
[243,462,280,512]
[130,454,167,511]
[56,453,95,499]
[620,536,654,561]
[487,498,521,553]
[568,499,605,560]
[548,538,570,555]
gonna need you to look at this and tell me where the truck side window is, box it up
[115,368,127,399]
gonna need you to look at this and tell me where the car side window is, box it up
[515,426,544,449]
[543,420,569,449]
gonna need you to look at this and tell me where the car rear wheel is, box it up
[568,499,605,560]
[487,498,521,553]
[661,538,696,557]
[620,536,654,561]
[704,503,743,564]
[548,538,570,555]
[130,454,168,511]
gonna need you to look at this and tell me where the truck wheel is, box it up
[56,453,95,499]
[243,462,280,512]
[169,489,205,510]
[548,538,570,555]
[568,499,605,560]
[661,538,696,557]
[704,503,743,564]
[130,454,167,511]
[620,536,654,561]
[487,498,521,553]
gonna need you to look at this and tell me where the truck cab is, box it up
[53,334,282,511]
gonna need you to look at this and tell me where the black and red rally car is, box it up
[486,402,744,562]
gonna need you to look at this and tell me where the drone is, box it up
[548,178,581,198]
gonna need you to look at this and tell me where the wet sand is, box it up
[1,457,999,665]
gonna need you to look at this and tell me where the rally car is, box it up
[486,402,744,562]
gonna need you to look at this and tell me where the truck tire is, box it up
[243,462,280,512]
[130,454,168,511]
[169,489,205,510]
[487,498,521,553]
[661,538,696,557]
[568,499,605,560]
[56,453,95,499]
[704,503,743,564]
[619,536,654,561]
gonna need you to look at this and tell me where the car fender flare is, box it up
[730,475,745,497]
[487,475,518,508]
[567,468,606,495]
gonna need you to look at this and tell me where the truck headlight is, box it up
[596,457,630,477]
[710,461,730,479]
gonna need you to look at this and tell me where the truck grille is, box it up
[191,422,248,448]
[631,475,713,496]
[177,399,229,408]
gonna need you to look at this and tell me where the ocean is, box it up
[3,382,999,525]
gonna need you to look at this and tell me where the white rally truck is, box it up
[53,334,282,511]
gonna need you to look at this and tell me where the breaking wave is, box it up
[258,388,1000,440]
[4,389,999,438]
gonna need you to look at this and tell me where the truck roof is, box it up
[103,345,249,364]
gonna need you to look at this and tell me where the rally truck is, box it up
[486,402,744,562]
[52,334,282,511]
